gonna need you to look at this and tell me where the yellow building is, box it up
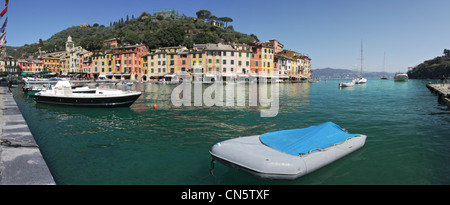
[60,55,70,75]
[144,49,167,80]
[190,47,205,73]
[93,52,112,76]
[160,46,187,74]
[167,51,178,74]
[291,57,298,76]
[141,54,149,81]
[261,43,274,75]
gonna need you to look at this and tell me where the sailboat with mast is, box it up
[381,52,389,79]
[355,40,367,84]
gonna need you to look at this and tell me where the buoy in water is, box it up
[153,104,158,110]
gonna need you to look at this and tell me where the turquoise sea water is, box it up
[12,79,450,185]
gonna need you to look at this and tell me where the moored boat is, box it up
[34,81,141,107]
[210,122,367,180]
[354,77,367,84]
[24,82,96,96]
[354,41,367,84]
[339,80,355,87]
[394,73,408,81]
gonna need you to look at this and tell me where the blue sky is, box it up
[5,0,450,72]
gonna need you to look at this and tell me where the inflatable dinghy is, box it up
[210,122,366,180]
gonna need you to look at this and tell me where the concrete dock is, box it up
[0,85,55,185]
[426,83,450,107]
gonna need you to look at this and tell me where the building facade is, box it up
[15,36,311,81]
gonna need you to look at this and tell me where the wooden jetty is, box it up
[426,83,450,107]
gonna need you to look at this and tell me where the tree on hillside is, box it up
[209,15,218,21]
[143,31,161,49]
[124,31,140,45]
[250,34,259,42]
[80,35,103,52]
[156,24,186,47]
[196,10,212,20]
[193,32,219,44]
[218,17,233,27]
[444,49,450,57]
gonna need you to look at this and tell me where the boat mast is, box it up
[360,40,363,77]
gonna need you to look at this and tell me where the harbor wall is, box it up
[0,85,55,185]
[426,83,450,107]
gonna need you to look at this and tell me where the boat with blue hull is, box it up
[33,81,142,107]
[210,122,367,180]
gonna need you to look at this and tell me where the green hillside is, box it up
[6,10,259,59]
[408,49,450,79]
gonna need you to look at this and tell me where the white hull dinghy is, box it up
[354,77,367,84]
[339,80,355,87]
[210,122,367,180]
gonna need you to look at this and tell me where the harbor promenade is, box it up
[0,84,55,185]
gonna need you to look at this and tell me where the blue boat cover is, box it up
[260,122,359,155]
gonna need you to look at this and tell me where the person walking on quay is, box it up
[8,79,12,92]
[441,75,446,87]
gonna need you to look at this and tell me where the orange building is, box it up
[113,44,148,80]
[41,56,61,74]
[248,42,262,74]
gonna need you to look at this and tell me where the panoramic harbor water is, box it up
[12,79,450,185]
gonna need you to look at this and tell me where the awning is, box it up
[150,73,166,77]
[177,72,190,76]
[222,73,235,77]
[165,74,176,78]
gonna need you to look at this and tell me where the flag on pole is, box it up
[0,6,7,17]
[1,17,7,33]
[0,31,5,39]
[0,36,6,46]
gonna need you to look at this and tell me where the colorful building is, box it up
[59,54,70,75]
[103,38,120,49]
[80,51,93,76]
[260,42,274,76]
[189,46,205,81]
[274,54,293,80]
[0,57,18,73]
[41,56,61,74]
[233,44,252,75]
[113,44,148,80]
[16,35,311,81]
[201,43,236,81]
[248,42,262,75]
[144,48,167,80]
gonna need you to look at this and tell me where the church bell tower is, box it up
[66,36,74,52]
